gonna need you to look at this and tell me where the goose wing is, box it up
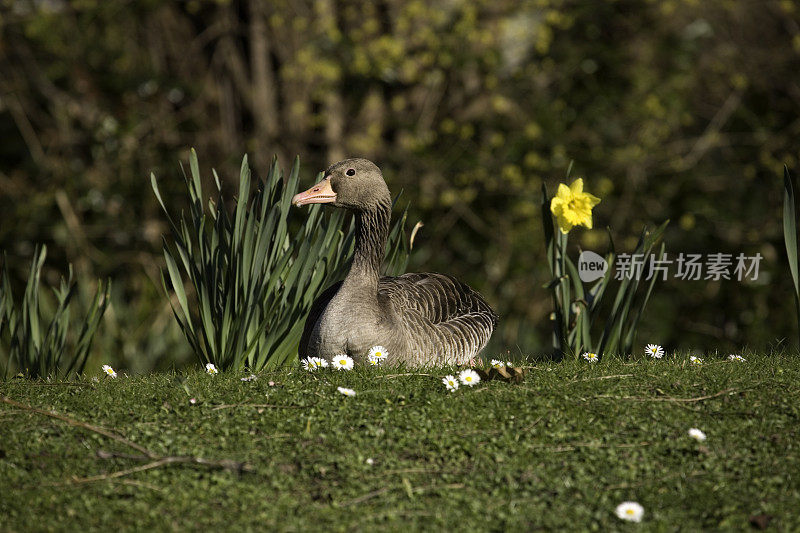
[378,273,497,362]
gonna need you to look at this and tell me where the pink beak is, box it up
[292,177,337,207]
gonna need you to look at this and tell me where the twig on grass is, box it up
[1,395,153,457]
[210,402,306,411]
[588,387,739,403]
[1,395,254,484]
[380,467,443,476]
[338,483,465,506]
[375,373,437,379]
[339,487,392,506]
[39,452,250,487]
[569,374,635,383]
[529,441,651,453]
[96,450,253,474]
[38,460,173,487]
[18,382,96,388]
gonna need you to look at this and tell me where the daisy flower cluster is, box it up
[641,345,749,364]
[490,359,512,369]
[301,346,387,372]
[441,369,481,391]
[205,363,218,375]
[302,357,329,371]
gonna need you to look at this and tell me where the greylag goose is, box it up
[292,158,497,366]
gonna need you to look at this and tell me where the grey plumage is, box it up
[294,158,497,366]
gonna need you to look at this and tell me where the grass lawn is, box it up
[1,353,799,531]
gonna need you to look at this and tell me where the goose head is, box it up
[292,158,390,211]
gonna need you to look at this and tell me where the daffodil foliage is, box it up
[541,176,667,360]
[153,150,411,371]
[0,246,110,378]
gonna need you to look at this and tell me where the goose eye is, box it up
[346,168,355,176]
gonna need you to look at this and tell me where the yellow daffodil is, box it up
[550,178,601,233]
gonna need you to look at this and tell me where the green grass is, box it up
[1,353,799,531]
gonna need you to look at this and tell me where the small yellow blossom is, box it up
[550,178,601,233]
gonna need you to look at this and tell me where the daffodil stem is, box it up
[558,231,570,358]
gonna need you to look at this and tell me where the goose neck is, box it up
[343,200,391,289]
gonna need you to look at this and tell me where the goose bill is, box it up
[292,177,337,206]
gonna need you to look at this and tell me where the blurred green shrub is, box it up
[152,150,410,371]
[3,1,799,354]
[0,245,110,379]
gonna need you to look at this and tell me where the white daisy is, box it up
[367,346,388,366]
[303,357,328,371]
[337,386,356,397]
[490,359,505,369]
[458,369,481,387]
[688,428,707,442]
[506,361,513,367]
[365,457,374,465]
[332,354,354,371]
[728,354,746,362]
[205,363,218,375]
[689,356,703,366]
[101,364,117,378]
[645,344,664,359]
[240,374,257,382]
[442,375,459,392]
[582,352,598,363]
[614,501,644,522]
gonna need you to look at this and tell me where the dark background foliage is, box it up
[1,0,799,370]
